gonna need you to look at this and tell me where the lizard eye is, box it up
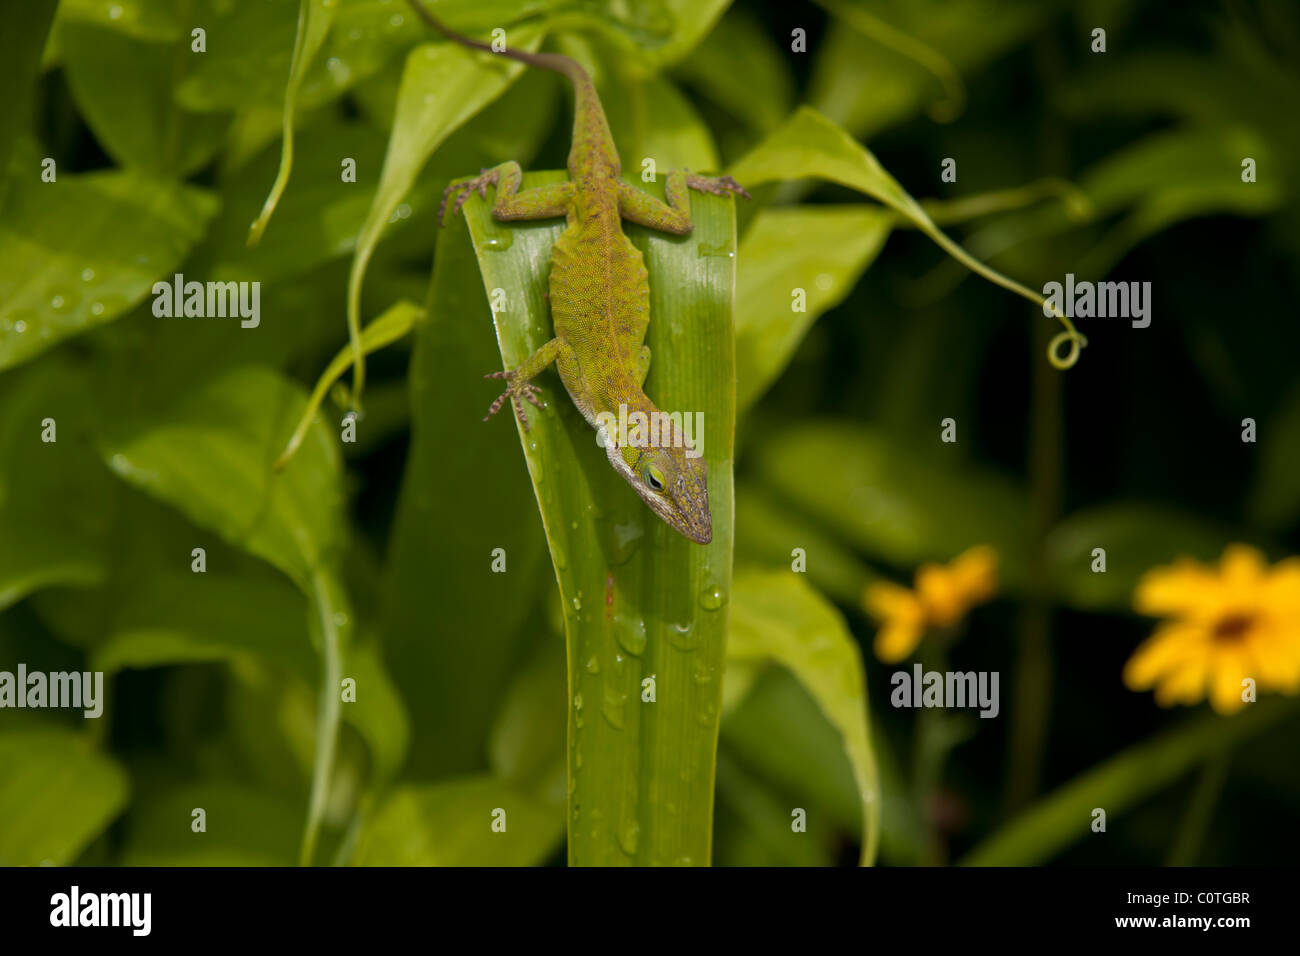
[644,464,666,492]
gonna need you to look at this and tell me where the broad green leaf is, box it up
[61,22,231,176]
[752,421,1029,587]
[382,214,548,777]
[246,0,339,246]
[344,28,543,405]
[725,569,878,865]
[735,205,891,411]
[0,1,58,205]
[99,365,344,590]
[96,364,350,863]
[122,783,302,866]
[0,170,217,371]
[0,729,129,866]
[1249,384,1300,532]
[0,356,114,608]
[458,171,736,864]
[728,106,1083,367]
[55,0,181,42]
[1047,503,1243,612]
[962,700,1297,866]
[630,0,731,68]
[352,776,563,866]
[734,483,878,606]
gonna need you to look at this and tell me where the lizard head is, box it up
[606,441,712,545]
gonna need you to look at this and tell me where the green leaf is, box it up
[382,215,548,777]
[0,729,130,866]
[0,170,217,371]
[96,364,350,863]
[728,106,1083,367]
[0,357,114,608]
[100,365,344,590]
[457,171,736,864]
[55,0,181,42]
[735,205,891,411]
[0,1,58,204]
[1047,503,1243,612]
[673,6,795,134]
[725,569,878,865]
[344,27,543,406]
[734,483,878,607]
[807,0,1046,139]
[246,0,339,246]
[1249,384,1300,532]
[961,701,1298,866]
[122,783,302,866]
[752,421,1029,587]
[352,776,563,866]
[61,22,231,176]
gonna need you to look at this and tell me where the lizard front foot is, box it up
[483,370,545,430]
[684,173,752,200]
[439,169,501,224]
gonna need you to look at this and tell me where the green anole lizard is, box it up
[409,0,748,545]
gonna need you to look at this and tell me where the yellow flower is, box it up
[863,546,998,662]
[1124,545,1300,715]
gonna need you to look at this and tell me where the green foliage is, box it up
[5,0,1299,870]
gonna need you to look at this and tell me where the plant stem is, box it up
[1165,751,1231,866]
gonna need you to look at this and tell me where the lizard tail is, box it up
[406,0,589,86]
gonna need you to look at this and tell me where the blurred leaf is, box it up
[674,6,794,134]
[0,357,114,608]
[352,776,563,866]
[246,0,339,246]
[489,633,567,800]
[344,27,543,405]
[122,782,301,865]
[458,171,736,864]
[734,483,878,606]
[0,728,129,866]
[99,365,344,590]
[176,0,320,113]
[55,0,181,42]
[1249,384,1300,532]
[61,22,231,176]
[726,569,878,864]
[0,1,58,205]
[735,205,891,411]
[962,700,1297,866]
[96,364,351,862]
[1047,502,1242,612]
[752,421,1029,586]
[1075,125,1284,275]
[0,170,217,371]
[714,747,832,866]
[382,208,548,777]
[195,118,388,284]
[808,0,1047,139]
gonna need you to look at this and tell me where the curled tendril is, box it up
[1042,300,1087,369]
